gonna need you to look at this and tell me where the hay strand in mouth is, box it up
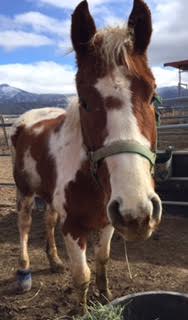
[124,240,133,280]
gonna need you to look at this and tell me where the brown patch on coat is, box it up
[11,125,24,148]
[130,54,157,150]
[63,160,111,248]
[12,113,66,203]
[104,96,122,110]
[76,45,109,150]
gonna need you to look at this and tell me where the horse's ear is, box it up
[71,0,96,55]
[128,0,152,54]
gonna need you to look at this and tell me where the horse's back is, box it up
[10,107,67,201]
[10,107,66,147]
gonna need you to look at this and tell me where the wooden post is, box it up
[0,114,9,147]
[178,68,181,97]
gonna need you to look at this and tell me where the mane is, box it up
[91,26,137,74]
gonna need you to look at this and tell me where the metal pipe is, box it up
[159,106,188,111]
[158,124,188,129]
[0,123,13,127]
[163,201,188,206]
[158,132,188,135]
[0,183,15,187]
[3,114,19,118]
[168,177,188,181]
[161,116,188,120]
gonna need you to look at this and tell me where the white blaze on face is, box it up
[95,68,155,218]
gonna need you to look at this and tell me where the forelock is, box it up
[91,26,136,73]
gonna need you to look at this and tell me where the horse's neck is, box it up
[63,97,83,146]
[50,97,86,174]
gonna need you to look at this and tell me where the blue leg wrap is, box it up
[17,269,32,292]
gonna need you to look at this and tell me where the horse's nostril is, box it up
[151,196,162,221]
[108,200,124,226]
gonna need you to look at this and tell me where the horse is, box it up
[10,0,162,312]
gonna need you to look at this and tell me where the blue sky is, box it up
[0,0,187,93]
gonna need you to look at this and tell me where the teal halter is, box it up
[89,140,156,175]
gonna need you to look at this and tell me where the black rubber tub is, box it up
[112,291,188,320]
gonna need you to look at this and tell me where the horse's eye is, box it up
[79,98,90,112]
[150,95,156,104]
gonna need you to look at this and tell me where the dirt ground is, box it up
[0,125,188,320]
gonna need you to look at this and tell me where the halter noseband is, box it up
[79,99,157,179]
[88,140,156,177]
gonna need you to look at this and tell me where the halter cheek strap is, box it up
[88,140,156,176]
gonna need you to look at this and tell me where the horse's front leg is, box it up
[64,233,90,313]
[45,206,63,273]
[95,224,114,301]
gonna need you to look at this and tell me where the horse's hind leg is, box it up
[16,190,33,291]
[95,224,114,301]
[17,190,33,271]
[45,206,63,273]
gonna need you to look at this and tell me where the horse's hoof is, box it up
[99,289,113,303]
[16,269,32,292]
[50,259,64,273]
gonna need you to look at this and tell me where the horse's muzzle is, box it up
[108,196,162,241]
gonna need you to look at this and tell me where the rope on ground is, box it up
[17,281,43,303]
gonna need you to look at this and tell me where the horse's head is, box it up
[71,0,162,241]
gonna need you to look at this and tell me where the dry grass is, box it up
[74,302,124,320]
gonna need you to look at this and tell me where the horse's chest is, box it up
[53,160,110,231]
[68,176,109,232]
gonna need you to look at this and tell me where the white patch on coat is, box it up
[64,233,90,285]
[32,125,45,135]
[95,68,159,218]
[95,67,131,101]
[49,98,86,220]
[10,107,65,137]
[23,148,41,187]
[95,224,114,261]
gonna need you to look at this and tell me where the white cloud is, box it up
[93,5,125,27]
[15,12,70,37]
[0,62,183,97]
[0,12,71,51]
[152,66,188,88]
[0,61,76,94]
[149,0,188,65]
[36,0,122,10]
[0,31,54,51]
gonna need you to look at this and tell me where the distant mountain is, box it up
[1,83,188,115]
[0,84,68,114]
[158,86,188,99]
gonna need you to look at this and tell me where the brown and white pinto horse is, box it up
[11,0,162,311]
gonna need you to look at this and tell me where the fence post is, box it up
[0,114,9,147]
